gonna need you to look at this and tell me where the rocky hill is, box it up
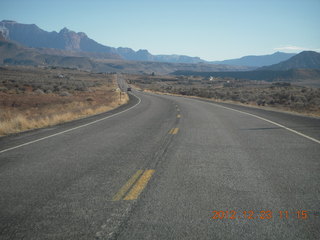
[0,21,120,58]
[259,51,320,70]
[0,39,95,70]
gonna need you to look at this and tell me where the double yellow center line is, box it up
[113,105,181,201]
[112,169,155,201]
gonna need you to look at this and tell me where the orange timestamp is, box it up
[211,210,309,220]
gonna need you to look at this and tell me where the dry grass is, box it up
[0,102,125,136]
[0,66,129,136]
[128,74,320,117]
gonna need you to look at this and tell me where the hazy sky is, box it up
[1,0,320,60]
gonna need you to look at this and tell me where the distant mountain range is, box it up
[1,19,319,79]
[0,20,299,66]
[1,33,320,82]
[0,38,252,74]
[172,51,320,82]
[211,52,296,67]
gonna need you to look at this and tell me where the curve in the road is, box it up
[144,91,320,144]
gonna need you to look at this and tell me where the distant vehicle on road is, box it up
[127,87,132,91]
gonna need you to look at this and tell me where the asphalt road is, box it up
[0,85,319,239]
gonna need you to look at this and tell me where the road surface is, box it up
[1,83,319,239]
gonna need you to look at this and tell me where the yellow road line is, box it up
[112,170,143,201]
[124,170,155,200]
[172,128,179,134]
[169,128,179,135]
[177,114,181,118]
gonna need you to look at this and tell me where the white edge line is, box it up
[0,93,142,154]
[209,102,320,145]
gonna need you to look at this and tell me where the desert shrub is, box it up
[75,86,89,91]
[59,91,72,97]
[53,85,62,92]
[0,87,8,92]
[309,97,320,106]
[18,87,26,92]
[34,89,45,94]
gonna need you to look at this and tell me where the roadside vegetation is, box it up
[127,74,320,117]
[0,66,128,136]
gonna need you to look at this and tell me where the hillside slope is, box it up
[260,51,320,70]
[211,52,296,67]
